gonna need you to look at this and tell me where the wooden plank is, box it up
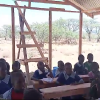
[21,57,48,62]
[21,31,36,35]
[17,44,44,48]
[28,0,31,7]
[17,0,71,5]
[17,9,26,59]
[49,11,52,69]
[17,36,21,59]
[79,11,83,55]
[40,83,90,99]
[11,7,15,63]
[50,7,65,11]
[0,4,79,13]
[19,9,30,84]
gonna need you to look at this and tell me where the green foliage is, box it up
[0,18,100,43]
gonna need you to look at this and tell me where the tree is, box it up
[1,25,12,40]
[66,19,79,32]
[83,19,96,41]
[31,22,49,44]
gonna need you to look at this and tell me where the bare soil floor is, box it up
[0,39,100,73]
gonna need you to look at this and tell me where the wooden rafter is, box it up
[17,0,71,5]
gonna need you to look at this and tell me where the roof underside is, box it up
[69,0,100,16]
[17,0,100,17]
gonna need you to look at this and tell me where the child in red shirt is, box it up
[3,71,25,100]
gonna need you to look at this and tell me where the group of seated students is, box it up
[0,59,43,100]
[0,53,100,100]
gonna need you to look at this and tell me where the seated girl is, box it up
[31,61,53,83]
[0,61,12,95]
[88,62,100,81]
[55,61,64,77]
[3,71,25,100]
[12,61,22,73]
[74,54,88,75]
[57,62,84,100]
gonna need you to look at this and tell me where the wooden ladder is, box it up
[15,1,48,84]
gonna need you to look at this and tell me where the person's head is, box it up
[0,61,7,79]
[12,61,20,72]
[87,53,93,63]
[65,62,72,75]
[78,54,84,64]
[58,60,64,70]
[24,89,43,100]
[37,61,45,71]
[11,72,25,90]
[6,62,10,74]
[91,62,99,73]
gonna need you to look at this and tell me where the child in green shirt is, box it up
[84,53,93,72]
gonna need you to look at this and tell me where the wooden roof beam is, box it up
[17,0,71,5]
[0,3,79,13]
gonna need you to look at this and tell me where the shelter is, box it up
[0,0,100,83]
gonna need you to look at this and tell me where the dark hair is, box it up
[65,62,72,68]
[12,61,20,69]
[87,53,93,58]
[0,58,6,62]
[58,61,64,67]
[24,89,43,100]
[37,61,44,66]
[92,62,99,69]
[11,71,24,85]
[0,61,7,69]
[78,54,84,60]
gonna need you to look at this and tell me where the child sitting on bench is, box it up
[31,61,53,84]
[3,71,25,100]
[57,62,84,100]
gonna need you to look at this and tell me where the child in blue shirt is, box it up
[74,54,88,75]
[57,62,84,100]
[31,61,53,83]
[55,60,64,77]
[0,61,12,95]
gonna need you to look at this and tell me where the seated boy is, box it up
[31,61,53,83]
[55,61,64,77]
[84,53,93,72]
[3,71,25,100]
[0,61,12,95]
[12,61,22,73]
[24,89,44,100]
[74,54,88,75]
[57,62,84,100]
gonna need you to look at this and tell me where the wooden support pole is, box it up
[79,11,83,55]
[49,11,52,69]
[11,7,15,63]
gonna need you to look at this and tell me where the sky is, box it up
[0,0,100,28]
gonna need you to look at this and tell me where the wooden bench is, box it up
[40,83,90,99]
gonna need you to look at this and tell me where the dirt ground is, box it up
[0,39,100,73]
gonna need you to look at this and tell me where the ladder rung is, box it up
[18,57,48,64]
[17,44,44,48]
[21,31,36,35]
